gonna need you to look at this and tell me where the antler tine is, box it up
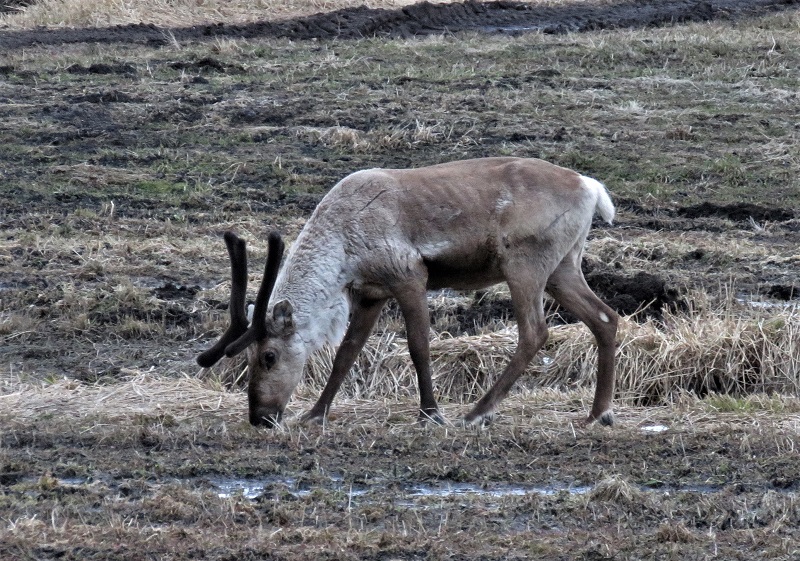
[225,231,249,330]
[251,231,285,332]
[224,231,285,358]
[196,231,250,368]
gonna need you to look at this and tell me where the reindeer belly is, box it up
[422,244,504,291]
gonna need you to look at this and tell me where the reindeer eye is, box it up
[262,350,278,369]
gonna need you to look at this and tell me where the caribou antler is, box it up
[222,231,285,358]
[197,231,285,367]
[196,231,250,368]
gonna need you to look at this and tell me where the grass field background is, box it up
[1,2,800,559]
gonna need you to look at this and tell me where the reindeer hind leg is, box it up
[546,252,618,426]
[464,265,550,426]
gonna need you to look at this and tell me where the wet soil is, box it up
[2,394,800,560]
[1,0,799,49]
[1,3,800,559]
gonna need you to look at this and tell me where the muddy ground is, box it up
[1,1,800,559]
[2,390,800,560]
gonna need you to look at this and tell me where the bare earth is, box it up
[1,1,799,559]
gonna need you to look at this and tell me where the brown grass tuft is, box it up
[198,296,800,410]
[655,521,698,543]
[588,474,644,506]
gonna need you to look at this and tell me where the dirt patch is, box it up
[2,9,800,559]
[2,385,800,560]
[585,267,685,317]
[441,266,684,335]
[677,202,796,222]
[1,0,798,49]
[152,282,201,301]
[764,283,799,300]
[65,62,137,75]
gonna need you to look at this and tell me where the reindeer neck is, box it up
[271,231,351,352]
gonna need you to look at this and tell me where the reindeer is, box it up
[197,157,618,428]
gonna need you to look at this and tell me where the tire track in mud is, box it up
[0,0,797,49]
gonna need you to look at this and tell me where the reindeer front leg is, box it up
[302,296,388,425]
[464,263,550,427]
[393,282,445,425]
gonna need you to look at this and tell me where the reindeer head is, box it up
[197,231,305,427]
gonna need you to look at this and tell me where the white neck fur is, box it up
[269,231,351,354]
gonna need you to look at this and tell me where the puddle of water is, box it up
[735,297,798,310]
[210,475,371,500]
[44,474,767,504]
[215,477,736,504]
[210,476,311,500]
[479,25,547,34]
[641,424,669,433]
[58,477,90,486]
[210,475,592,504]
[212,478,270,500]
[23,475,751,505]
[405,481,592,500]
[208,475,791,506]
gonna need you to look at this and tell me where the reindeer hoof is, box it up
[462,411,494,428]
[585,410,615,427]
[300,410,326,426]
[418,409,446,426]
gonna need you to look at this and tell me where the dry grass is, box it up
[313,300,800,405]
[0,371,244,424]
[0,369,587,430]
[588,474,645,505]
[3,356,800,431]
[293,121,453,152]
[191,294,800,415]
[2,0,369,28]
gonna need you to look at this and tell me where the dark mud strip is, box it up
[677,201,797,222]
[1,0,798,49]
[616,198,798,230]
[0,0,32,14]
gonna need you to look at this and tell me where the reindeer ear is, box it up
[272,300,294,334]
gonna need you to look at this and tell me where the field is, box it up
[2,0,800,559]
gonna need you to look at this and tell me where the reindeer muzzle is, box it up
[249,405,283,428]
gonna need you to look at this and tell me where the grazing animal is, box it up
[197,157,618,428]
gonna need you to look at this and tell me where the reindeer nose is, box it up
[249,406,283,428]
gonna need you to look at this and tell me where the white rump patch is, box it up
[580,175,615,224]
